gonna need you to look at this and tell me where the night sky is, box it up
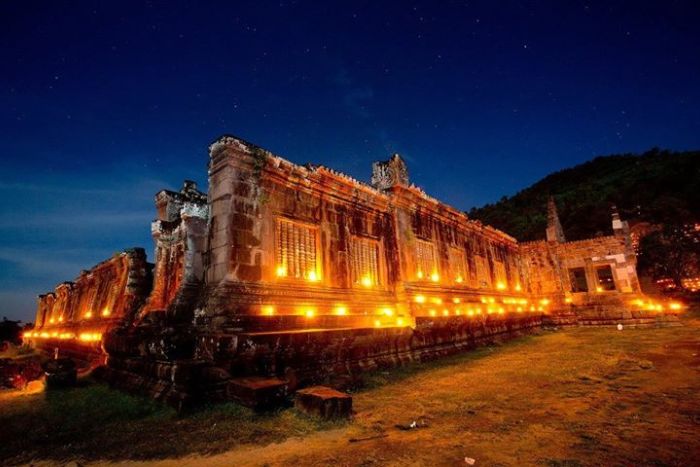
[1,1,699,322]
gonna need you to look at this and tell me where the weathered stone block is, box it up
[227,376,287,410]
[295,385,352,419]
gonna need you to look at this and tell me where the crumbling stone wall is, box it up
[140,181,208,323]
[29,248,151,363]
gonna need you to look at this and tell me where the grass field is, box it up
[1,307,699,466]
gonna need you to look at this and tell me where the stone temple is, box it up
[27,135,680,408]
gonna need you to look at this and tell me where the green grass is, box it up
[0,379,344,464]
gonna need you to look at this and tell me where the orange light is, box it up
[102,308,110,317]
[596,286,603,293]
[307,271,319,282]
[85,311,92,319]
[496,282,506,290]
[261,305,275,316]
[58,316,63,323]
[455,276,463,283]
[374,319,381,328]
[669,302,682,311]
[414,295,426,303]
[442,309,449,316]
[430,272,440,282]
[381,307,394,317]
[515,284,522,292]
[429,309,437,317]
[396,317,405,327]
[49,318,55,324]
[334,305,348,316]
[361,276,373,287]
[453,298,461,304]
[564,297,573,304]
[431,297,443,305]
[416,270,424,279]
[275,265,287,277]
[304,308,315,318]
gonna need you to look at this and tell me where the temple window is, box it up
[416,239,438,281]
[596,265,616,291]
[569,267,589,293]
[351,236,382,287]
[275,218,320,281]
[449,247,466,284]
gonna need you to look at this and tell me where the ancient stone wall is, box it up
[140,181,208,323]
[201,136,536,341]
[28,248,151,364]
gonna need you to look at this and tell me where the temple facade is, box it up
[27,135,678,407]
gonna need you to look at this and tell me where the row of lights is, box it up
[46,308,111,325]
[261,305,398,318]
[630,299,684,312]
[23,331,103,342]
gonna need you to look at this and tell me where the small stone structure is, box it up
[295,386,353,419]
[26,134,681,408]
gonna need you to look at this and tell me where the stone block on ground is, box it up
[226,376,287,410]
[295,385,352,419]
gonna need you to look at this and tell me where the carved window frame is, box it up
[274,217,321,282]
[350,235,384,288]
[415,239,438,280]
[449,247,467,285]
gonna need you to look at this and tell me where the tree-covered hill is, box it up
[468,149,700,242]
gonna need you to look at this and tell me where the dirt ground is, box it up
[2,307,700,466]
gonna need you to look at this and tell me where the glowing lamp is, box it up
[669,302,682,311]
[416,270,424,279]
[58,316,63,323]
[374,319,381,328]
[49,318,55,324]
[414,295,426,303]
[496,282,506,290]
[442,309,449,316]
[261,305,275,316]
[334,306,348,316]
[596,286,603,293]
[429,309,437,317]
[307,271,319,282]
[381,308,394,317]
[456,276,463,283]
[85,311,92,319]
[430,272,440,282]
[396,318,405,327]
[102,308,111,317]
[361,276,373,287]
[453,298,461,304]
[275,265,287,277]
[304,308,315,318]
[515,284,522,292]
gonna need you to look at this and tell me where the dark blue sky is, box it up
[1,1,699,322]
